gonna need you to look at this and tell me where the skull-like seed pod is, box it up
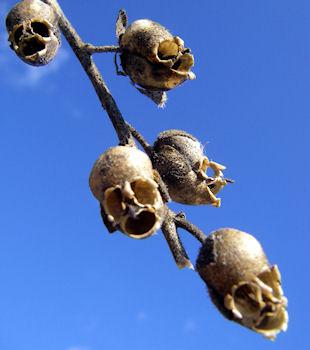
[196,228,288,340]
[89,146,165,239]
[6,0,61,66]
[152,130,228,207]
[119,19,195,91]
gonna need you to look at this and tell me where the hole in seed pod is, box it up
[158,40,179,60]
[13,25,23,43]
[172,53,194,72]
[31,21,50,37]
[257,306,285,331]
[104,187,124,222]
[131,179,157,206]
[234,284,261,314]
[171,59,182,70]
[205,165,216,180]
[22,37,46,56]
[124,210,157,237]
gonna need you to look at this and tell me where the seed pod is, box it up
[119,19,195,91]
[152,130,228,207]
[196,228,288,340]
[6,0,61,66]
[89,146,165,239]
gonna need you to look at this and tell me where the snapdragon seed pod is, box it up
[152,130,228,207]
[119,19,195,91]
[6,0,61,66]
[196,228,288,340]
[89,146,165,239]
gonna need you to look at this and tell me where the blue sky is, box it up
[0,0,309,349]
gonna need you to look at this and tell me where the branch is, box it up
[161,209,208,269]
[174,213,207,244]
[126,123,153,157]
[43,1,208,269]
[84,44,120,54]
[43,0,134,146]
[162,209,193,269]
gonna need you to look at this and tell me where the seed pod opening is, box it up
[152,130,228,206]
[119,19,195,91]
[121,207,159,239]
[196,228,288,340]
[6,0,61,66]
[89,146,165,239]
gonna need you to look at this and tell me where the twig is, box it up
[84,44,120,54]
[43,0,134,146]
[161,208,209,269]
[126,123,153,157]
[162,209,193,269]
[42,0,209,270]
[175,213,207,244]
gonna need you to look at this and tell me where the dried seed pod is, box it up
[119,19,195,91]
[152,130,228,207]
[89,146,165,239]
[6,0,61,66]
[196,228,288,340]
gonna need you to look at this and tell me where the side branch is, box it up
[44,0,208,271]
[44,0,133,146]
[174,213,207,244]
[161,209,208,269]
[84,44,120,54]
[126,123,153,157]
[162,209,193,269]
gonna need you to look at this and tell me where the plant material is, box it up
[152,130,228,207]
[119,19,195,91]
[4,1,288,341]
[196,228,288,340]
[6,0,61,66]
[89,146,165,239]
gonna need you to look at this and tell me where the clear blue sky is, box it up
[0,1,309,349]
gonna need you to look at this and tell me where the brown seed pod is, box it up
[196,228,288,340]
[119,19,195,91]
[152,130,228,207]
[6,0,61,66]
[89,146,165,239]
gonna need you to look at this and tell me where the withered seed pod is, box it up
[196,228,288,340]
[6,0,61,66]
[89,146,165,239]
[152,130,227,207]
[119,19,195,91]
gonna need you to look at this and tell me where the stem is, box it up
[84,44,120,54]
[162,209,193,269]
[42,1,209,269]
[44,0,134,146]
[126,123,153,157]
[175,213,207,244]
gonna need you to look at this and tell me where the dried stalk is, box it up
[43,0,208,268]
[84,44,120,54]
[43,0,133,146]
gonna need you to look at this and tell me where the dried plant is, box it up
[5,0,288,340]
